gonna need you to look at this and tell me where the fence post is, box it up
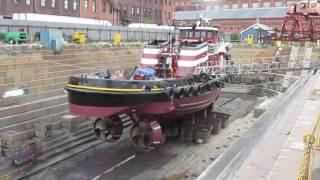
[133,30,136,41]
[142,30,144,42]
[127,28,129,42]
[99,29,101,42]
[109,29,112,41]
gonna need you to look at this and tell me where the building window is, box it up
[148,8,152,17]
[222,4,228,9]
[40,0,45,7]
[14,0,21,4]
[137,7,140,15]
[64,0,68,9]
[242,3,248,8]
[252,2,259,8]
[102,0,106,12]
[155,0,157,4]
[131,7,134,15]
[26,0,31,5]
[73,0,77,10]
[165,0,167,5]
[84,0,88,10]
[144,8,147,17]
[92,0,96,12]
[168,11,171,20]
[275,1,282,7]
[169,0,171,6]
[51,0,55,7]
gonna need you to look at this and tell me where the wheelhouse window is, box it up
[207,31,213,37]
[200,31,206,38]
[195,31,201,38]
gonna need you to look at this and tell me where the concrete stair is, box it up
[289,46,299,61]
[0,121,103,180]
[304,47,312,60]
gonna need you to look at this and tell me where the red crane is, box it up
[265,2,320,42]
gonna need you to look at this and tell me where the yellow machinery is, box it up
[72,32,86,44]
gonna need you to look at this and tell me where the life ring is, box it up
[174,87,185,99]
[165,87,174,99]
[199,73,209,83]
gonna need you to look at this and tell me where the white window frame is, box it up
[92,0,96,12]
[73,0,77,10]
[40,0,45,7]
[51,0,55,8]
[64,0,68,9]
[84,0,88,10]
[26,0,31,5]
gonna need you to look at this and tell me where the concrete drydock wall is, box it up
[197,72,310,180]
[0,47,143,132]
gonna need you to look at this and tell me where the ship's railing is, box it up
[194,55,315,76]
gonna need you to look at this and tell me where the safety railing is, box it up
[297,114,320,180]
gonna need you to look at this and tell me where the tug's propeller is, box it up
[130,120,164,152]
[93,116,123,142]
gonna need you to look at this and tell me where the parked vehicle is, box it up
[4,32,28,44]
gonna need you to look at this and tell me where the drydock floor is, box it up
[27,93,275,180]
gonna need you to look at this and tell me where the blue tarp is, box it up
[134,68,155,78]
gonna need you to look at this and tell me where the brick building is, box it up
[174,7,320,32]
[116,0,174,25]
[0,0,80,18]
[174,0,198,11]
[200,0,300,10]
[79,0,116,23]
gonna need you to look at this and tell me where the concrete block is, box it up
[195,124,212,144]
[1,139,36,158]
[1,130,34,148]
[212,118,222,134]
[34,122,53,138]
[181,122,194,142]
[61,115,85,132]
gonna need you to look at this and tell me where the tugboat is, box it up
[65,25,231,151]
